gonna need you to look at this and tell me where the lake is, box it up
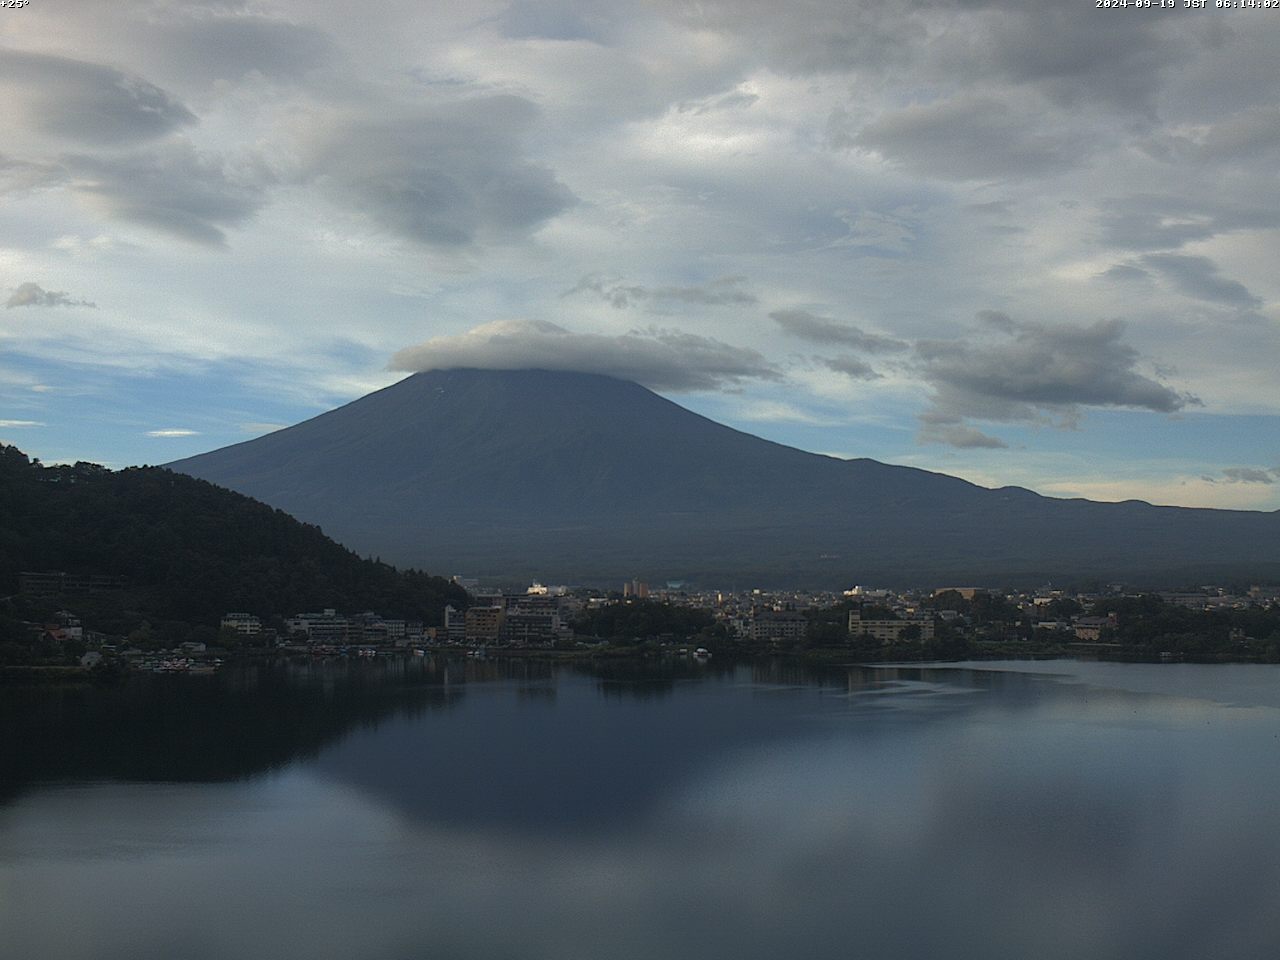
[3,656,1280,959]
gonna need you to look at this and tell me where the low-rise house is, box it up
[1035,620,1072,632]
[1072,616,1112,641]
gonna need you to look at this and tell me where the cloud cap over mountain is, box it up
[389,320,782,392]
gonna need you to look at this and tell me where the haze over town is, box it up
[2,1,1278,509]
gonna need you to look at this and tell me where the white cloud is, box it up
[239,422,286,434]
[0,419,45,428]
[565,274,757,309]
[6,281,95,309]
[145,428,200,437]
[733,400,836,425]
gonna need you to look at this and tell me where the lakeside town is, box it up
[9,571,1280,675]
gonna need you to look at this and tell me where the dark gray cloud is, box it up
[1222,467,1276,485]
[1140,253,1262,309]
[966,7,1189,112]
[0,50,195,145]
[1098,195,1280,251]
[1198,106,1280,160]
[975,310,1017,334]
[919,317,1192,414]
[657,0,1186,115]
[148,15,335,83]
[566,275,757,309]
[65,142,267,246]
[771,309,907,352]
[298,96,574,248]
[821,355,881,381]
[916,313,1195,447]
[1144,107,1280,166]
[1098,263,1150,283]
[6,282,96,309]
[660,0,1198,120]
[389,319,782,392]
[653,0,929,75]
[0,145,262,246]
[916,413,1009,450]
[851,96,1078,181]
[498,0,616,42]
[0,153,66,194]
[966,200,1016,217]
[676,89,760,115]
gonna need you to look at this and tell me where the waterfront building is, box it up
[220,613,262,636]
[286,609,352,644]
[747,610,809,643]
[848,603,935,642]
[464,606,505,643]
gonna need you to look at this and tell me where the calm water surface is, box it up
[3,657,1280,959]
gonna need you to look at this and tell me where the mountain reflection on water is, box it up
[4,658,1280,960]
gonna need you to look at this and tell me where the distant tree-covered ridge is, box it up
[0,444,467,644]
[573,598,718,643]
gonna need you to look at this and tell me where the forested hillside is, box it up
[0,445,466,644]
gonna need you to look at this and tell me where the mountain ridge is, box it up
[169,368,1280,587]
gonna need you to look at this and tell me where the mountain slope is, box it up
[169,369,1280,586]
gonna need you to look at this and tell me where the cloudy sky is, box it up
[2,0,1278,509]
